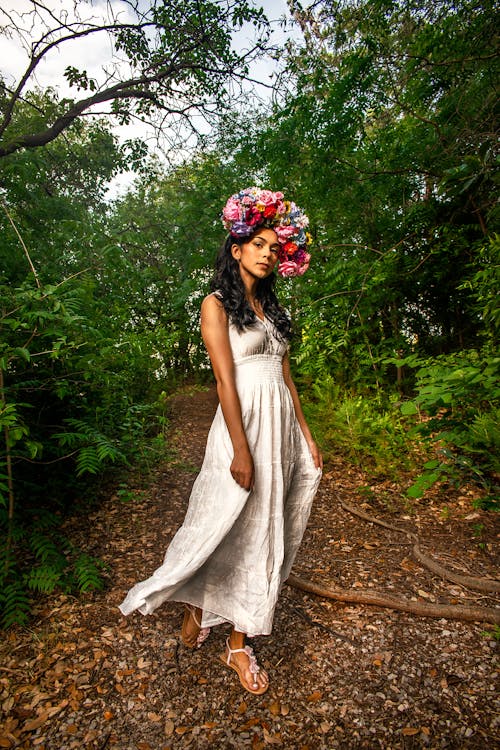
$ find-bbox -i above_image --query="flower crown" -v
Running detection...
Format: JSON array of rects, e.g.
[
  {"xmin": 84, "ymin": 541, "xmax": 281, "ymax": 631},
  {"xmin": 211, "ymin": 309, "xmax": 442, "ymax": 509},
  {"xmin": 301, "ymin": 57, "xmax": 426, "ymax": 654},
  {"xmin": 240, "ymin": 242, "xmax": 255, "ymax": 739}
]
[{"xmin": 222, "ymin": 187, "xmax": 312, "ymax": 278}]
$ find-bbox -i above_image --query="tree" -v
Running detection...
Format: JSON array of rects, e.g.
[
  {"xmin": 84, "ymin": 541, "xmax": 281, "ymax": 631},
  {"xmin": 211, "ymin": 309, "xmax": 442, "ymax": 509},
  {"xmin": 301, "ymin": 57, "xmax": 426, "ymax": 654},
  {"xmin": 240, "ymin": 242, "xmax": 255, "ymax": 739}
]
[
  {"xmin": 234, "ymin": 0, "xmax": 499, "ymax": 496},
  {"xmin": 0, "ymin": 0, "xmax": 269, "ymax": 158},
  {"xmin": 0, "ymin": 108, "xmax": 157, "ymax": 627},
  {"xmin": 243, "ymin": 0, "xmax": 499, "ymax": 380}
]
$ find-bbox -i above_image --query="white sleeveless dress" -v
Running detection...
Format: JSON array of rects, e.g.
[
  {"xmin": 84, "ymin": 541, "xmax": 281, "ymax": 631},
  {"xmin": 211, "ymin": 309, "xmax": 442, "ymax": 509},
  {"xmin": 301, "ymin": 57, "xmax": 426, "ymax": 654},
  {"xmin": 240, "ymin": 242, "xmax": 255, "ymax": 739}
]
[{"xmin": 118, "ymin": 313, "xmax": 322, "ymax": 635}]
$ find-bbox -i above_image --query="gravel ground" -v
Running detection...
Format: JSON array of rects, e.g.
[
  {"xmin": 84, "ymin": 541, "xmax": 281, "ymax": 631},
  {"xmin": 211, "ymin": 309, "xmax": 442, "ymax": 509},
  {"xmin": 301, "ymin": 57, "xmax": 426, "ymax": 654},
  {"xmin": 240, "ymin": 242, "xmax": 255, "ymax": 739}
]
[{"xmin": 0, "ymin": 385, "xmax": 498, "ymax": 750}]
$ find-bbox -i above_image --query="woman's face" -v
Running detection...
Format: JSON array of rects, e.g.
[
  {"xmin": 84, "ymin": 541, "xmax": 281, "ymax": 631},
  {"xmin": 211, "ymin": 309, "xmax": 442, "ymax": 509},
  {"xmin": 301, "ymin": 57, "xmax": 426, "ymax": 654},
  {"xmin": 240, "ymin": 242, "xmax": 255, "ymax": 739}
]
[{"xmin": 231, "ymin": 228, "xmax": 280, "ymax": 281}]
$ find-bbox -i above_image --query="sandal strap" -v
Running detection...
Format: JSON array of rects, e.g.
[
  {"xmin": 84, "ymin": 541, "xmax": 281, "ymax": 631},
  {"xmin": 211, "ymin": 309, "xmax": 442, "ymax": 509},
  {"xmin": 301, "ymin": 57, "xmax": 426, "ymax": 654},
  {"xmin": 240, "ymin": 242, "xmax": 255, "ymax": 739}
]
[
  {"xmin": 225, "ymin": 638, "xmax": 260, "ymax": 675},
  {"xmin": 196, "ymin": 627, "xmax": 210, "ymax": 647},
  {"xmin": 186, "ymin": 604, "xmax": 201, "ymax": 629}
]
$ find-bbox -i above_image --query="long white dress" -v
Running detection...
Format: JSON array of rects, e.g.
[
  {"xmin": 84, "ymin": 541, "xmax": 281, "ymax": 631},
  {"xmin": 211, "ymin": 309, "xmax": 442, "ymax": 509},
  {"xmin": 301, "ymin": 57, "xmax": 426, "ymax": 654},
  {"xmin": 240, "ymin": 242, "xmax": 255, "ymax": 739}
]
[{"xmin": 118, "ymin": 312, "xmax": 322, "ymax": 636}]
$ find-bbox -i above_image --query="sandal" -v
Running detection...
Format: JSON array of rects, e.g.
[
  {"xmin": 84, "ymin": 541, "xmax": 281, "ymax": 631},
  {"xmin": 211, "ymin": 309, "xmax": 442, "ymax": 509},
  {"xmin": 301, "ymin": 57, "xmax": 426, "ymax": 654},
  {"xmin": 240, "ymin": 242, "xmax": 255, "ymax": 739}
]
[
  {"xmin": 181, "ymin": 605, "xmax": 210, "ymax": 649},
  {"xmin": 219, "ymin": 637, "xmax": 269, "ymax": 695}
]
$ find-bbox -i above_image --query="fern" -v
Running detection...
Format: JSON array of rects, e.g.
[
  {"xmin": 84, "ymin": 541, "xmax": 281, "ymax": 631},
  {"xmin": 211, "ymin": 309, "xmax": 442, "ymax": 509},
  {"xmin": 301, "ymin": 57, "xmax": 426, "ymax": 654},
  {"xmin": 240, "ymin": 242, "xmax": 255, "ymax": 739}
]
[
  {"xmin": 54, "ymin": 418, "xmax": 126, "ymax": 475},
  {"xmin": 0, "ymin": 580, "xmax": 31, "ymax": 628},
  {"xmin": 0, "ymin": 514, "xmax": 107, "ymax": 626},
  {"xmin": 29, "ymin": 530, "xmax": 62, "ymax": 563},
  {"xmin": 72, "ymin": 553, "xmax": 105, "ymax": 592},
  {"xmin": 25, "ymin": 564, "xmax": 62, "ymax": 593}
]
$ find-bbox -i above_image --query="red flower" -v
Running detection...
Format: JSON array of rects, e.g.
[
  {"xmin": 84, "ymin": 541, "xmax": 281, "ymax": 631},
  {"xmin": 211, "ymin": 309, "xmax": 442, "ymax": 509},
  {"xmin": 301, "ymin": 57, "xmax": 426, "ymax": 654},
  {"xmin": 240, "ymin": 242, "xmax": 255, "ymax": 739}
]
[
  {"xmin": 283, "ymin": 241, "xmax": 298, "ymax": 256},
  {"xmin": 246, "ymin": 206, "xmax": 263, "ymax": 226}
]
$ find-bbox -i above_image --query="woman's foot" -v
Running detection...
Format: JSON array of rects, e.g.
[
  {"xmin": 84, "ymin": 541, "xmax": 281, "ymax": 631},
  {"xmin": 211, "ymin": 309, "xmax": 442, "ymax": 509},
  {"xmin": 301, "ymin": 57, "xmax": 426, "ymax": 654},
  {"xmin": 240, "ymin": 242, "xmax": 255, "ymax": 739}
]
[
  {"xmin": 220, "ymin": 636, "xmax": 269, "ymax": 695},
  {"xmin": 181, "ymin": 605, "xmax": 210, "ymax": 648}
]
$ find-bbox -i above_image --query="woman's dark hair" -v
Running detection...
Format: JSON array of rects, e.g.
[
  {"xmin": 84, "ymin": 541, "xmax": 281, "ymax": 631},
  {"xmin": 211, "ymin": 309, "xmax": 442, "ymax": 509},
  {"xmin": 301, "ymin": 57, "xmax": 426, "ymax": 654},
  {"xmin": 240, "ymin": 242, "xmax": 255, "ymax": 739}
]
[{"xmin": 210, "ymin": 233, "xmax": 292, "ymax": 340}]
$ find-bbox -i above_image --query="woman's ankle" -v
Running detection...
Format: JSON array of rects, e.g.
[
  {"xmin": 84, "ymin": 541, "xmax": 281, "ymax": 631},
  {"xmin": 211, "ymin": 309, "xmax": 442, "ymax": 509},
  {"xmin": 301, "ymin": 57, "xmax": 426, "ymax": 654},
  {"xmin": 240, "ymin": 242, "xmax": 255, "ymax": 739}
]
[{"xmin": 228, "ymin": 629, "xmax": 246, "ymax": 649}]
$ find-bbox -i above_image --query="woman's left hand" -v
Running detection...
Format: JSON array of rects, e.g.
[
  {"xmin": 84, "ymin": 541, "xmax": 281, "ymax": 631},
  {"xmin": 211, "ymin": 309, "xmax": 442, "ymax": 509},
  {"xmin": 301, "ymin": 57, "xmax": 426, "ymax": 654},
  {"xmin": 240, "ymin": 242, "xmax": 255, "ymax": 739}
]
[{"xmin": 308, "ymin": 440, "xmax": 323, "ymax": 470}]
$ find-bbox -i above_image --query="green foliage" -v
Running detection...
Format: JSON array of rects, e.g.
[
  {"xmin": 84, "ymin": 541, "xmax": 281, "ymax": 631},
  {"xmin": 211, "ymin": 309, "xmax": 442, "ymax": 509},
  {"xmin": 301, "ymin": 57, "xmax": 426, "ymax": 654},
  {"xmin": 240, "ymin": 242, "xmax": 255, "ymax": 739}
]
[
  {"xmin": 235, "ymin": 0, "xmax": 499, "ymax": 389},
  {"xmin": 481, "ymin": 625, "xmax": 500, "ymax": 642},
  {"xmin": 26, "ymin": 565, "xmax": 64, "ymax": 594},
  {"xmin": 461, "ymin": 234, "xmax": 500, "ymax": 342},
  {"xmin": 301, "ymin": 374, "xmax": 412, "ymax": 477},
  {"xmin": 398, "ymin": 351, "xmax": 500, "ymax": 504},
  {"xmin": 0, "ymin": 269, "xmax": 165, "ymax": 625},
  {"xmin": 0, "ymin": 110, "xmax": 170, "ymax": 627},
  {"xmin": 55, "ymin": 419, "xmax": 127, "ymax": 477},
  {"xmin": 0, "ymin": 514, "xmax": 105, "ymax": 627},
  {"xmin": 0, "ymin": 581, "xmax": 31, "ymax": 629},
  {"xmin": 73, "ymin": 554, "xmax": 105, "ymax": 593}
]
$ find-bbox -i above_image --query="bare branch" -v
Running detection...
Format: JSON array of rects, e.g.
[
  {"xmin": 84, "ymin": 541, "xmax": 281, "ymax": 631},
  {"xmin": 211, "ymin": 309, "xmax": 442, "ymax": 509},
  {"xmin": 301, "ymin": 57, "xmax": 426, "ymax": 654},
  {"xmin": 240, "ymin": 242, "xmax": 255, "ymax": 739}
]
[
  {"xmin": 0, "ymin": 0, "xmax": 271, "ymax": 157},
  {"xmin": 0, "ymin": 19, "xmax": 156, "ymax": 138},
  {"xmin": 0, "ymin": 197, "xmax": 41, "ymax": 287}
]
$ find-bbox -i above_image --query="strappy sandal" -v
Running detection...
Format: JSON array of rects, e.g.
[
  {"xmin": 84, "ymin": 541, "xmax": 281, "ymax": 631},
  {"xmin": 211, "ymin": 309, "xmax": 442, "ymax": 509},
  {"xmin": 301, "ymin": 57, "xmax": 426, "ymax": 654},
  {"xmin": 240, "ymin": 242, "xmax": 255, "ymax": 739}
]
[
  {"xmin": 219, "ymin": 637, "xmax": 269, "ymax": 695},
  {"xmin": 181, "ymin": 605, "xmax": 210, "ymax": 649}
]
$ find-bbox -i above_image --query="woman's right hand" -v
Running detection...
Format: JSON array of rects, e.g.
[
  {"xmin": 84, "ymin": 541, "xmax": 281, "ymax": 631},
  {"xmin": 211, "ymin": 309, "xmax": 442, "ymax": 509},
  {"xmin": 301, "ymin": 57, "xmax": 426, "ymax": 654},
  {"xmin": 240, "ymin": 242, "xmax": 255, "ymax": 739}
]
[{"xmin": 230, "ymin": 448, "xmax": 255, "ymax": 491}]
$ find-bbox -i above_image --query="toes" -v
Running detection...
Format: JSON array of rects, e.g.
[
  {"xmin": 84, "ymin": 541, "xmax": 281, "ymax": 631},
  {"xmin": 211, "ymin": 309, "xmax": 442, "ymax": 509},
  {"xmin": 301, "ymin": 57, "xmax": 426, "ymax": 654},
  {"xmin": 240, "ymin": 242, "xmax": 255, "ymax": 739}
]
[{"xmin": 248, "ymin": 668, "xmax": 268, "ymax": 691}]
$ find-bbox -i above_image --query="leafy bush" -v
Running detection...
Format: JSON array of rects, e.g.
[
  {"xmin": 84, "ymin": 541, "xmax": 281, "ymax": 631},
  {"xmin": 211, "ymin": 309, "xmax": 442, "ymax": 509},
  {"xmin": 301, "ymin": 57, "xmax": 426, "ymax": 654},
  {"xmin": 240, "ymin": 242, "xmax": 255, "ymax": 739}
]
[
  {"xmin": 399, "ymin": 351, "xmax": 500, "ymax": 506},
  {"xmin": 0, "ymin": 275, "xmax": 169, "ymax": 627},
  {"xmin": 0, "ymin": 509, "xmax": 106, "ymax": 628},
  {"xmin": 301, "ymin": 374, "xmax": 413, "ymax": 477}
]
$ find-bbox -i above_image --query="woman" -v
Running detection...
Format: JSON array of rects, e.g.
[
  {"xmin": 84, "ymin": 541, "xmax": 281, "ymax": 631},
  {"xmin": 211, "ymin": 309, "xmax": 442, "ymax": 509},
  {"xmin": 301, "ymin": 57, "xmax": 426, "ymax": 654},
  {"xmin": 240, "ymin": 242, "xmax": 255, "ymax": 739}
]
[{"xmin": 119, "ymin": 187, "xmax": 322, "ymax": 695}]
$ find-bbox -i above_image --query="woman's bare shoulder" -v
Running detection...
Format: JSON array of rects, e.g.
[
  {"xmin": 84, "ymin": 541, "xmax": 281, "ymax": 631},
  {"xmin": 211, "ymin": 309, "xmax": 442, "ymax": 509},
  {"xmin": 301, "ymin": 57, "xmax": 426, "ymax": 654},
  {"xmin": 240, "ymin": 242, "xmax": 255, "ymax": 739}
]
[{"xmin": 201, "ymin": 293, "xmax": 227, "ymax": 321}]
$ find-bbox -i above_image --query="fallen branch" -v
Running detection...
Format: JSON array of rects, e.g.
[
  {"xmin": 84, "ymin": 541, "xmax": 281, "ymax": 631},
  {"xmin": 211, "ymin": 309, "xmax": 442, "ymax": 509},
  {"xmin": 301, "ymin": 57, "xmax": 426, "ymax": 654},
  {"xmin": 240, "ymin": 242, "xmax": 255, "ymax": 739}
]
[
  {"xmin": 411, "ymin": 542, "xmax": 500, "ymax": 593},
  {"xmin": 287, "ymin": 574, "xmax": 500, "ymax": 624},
  {"xmin": 340, "ymin": 500, "xmax": 412, "ymax": 537},
  {"xmin": 340, "ymin": 500, "xmax": 500, "ymax": 594}
]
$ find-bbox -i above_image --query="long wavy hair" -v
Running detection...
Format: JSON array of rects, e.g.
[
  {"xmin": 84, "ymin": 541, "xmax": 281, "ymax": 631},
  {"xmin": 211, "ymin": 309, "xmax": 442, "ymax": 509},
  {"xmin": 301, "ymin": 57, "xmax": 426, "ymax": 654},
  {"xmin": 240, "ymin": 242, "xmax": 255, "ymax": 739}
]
[{"xmin": 209, "ymin": 233, "xmax": 292, "ymax": 340}]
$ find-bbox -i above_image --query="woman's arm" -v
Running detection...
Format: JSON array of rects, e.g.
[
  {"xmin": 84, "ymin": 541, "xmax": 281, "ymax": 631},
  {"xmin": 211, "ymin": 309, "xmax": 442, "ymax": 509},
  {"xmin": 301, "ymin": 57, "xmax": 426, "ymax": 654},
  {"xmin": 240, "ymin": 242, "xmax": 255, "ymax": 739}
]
[
  {"xmin": 282, "ymin": 352, "xmax": 323, "ymax": 470},
  {"xmin": 200, "ymin": 294, "xmax": 254, "ymax": 490}
]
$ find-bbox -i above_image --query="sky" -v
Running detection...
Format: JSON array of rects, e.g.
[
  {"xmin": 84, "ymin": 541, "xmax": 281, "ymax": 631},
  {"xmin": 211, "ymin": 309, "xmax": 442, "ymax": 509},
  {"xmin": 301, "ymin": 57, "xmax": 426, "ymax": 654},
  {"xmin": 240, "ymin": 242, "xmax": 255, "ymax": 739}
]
[{"xmin": 0, "ymin": 0, "xmax": 301, "ymax": 197}]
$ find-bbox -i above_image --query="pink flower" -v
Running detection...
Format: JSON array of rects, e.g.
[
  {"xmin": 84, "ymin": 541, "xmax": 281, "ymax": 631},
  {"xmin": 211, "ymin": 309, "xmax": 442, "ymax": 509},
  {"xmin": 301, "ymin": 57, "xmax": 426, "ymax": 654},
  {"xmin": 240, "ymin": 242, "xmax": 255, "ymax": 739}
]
[
  {"xmin": 278, "ymin": 260, "xmax": 301, "ymax": 277},
  {"xmin": 222, "ymin": 198, "xmax": 241, "ymax": 222},
  {"xmin": 275, "ymin": 200, "xmax": 286, "ymax": 216},
  {"xmin": 297, "ymin": 253, "xmax": 310, "ymax": 274},
  {"xmin": 277, "ymin": 253, "xmax": 311, "ymax": 278},
  {"xmin": 275, "ymin": 225, "xmax": 296, "ymax": 242},
  {"xmin": 257, "ymin": 189, "xmax": 277, "ymax": 206}
]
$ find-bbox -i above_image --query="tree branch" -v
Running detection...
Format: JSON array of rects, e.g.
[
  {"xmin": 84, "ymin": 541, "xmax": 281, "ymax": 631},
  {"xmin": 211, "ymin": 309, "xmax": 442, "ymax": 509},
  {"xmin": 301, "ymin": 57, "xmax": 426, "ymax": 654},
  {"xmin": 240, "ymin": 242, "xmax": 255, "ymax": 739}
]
[
  {"xmin": 287, "ymin": 574, "xmax": 500, "ymax": 624},
  {"xmin": 0, "ymin": 19, "xmax": 155, "ymax": 138},
  {"xmin": 340, "ymin": 500, "xmax": 500, "ymax": 594},
  {"xmin": 0, "ymin": 59, "xmax": 204, "ymax": 156},
  {"xmin": 0, "ymin": 1, "xmax": 270, "ymax": 155}
]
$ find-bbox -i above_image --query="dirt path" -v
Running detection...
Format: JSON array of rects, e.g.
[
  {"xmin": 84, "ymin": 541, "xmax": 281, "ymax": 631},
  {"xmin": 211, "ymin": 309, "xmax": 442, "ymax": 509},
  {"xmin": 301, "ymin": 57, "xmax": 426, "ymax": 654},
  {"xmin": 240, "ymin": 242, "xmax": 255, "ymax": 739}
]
[{"xmin": 0, "ymin": 385, "xmax": 498, "ymax": 750}]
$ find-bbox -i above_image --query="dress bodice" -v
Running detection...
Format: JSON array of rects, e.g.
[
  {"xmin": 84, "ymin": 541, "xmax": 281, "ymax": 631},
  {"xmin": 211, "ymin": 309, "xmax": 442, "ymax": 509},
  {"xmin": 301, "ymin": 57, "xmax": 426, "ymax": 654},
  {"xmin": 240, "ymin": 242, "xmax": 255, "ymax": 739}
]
[{"xmin": 228, "ymin": 317, "xmax": 288, "ymax": 363}]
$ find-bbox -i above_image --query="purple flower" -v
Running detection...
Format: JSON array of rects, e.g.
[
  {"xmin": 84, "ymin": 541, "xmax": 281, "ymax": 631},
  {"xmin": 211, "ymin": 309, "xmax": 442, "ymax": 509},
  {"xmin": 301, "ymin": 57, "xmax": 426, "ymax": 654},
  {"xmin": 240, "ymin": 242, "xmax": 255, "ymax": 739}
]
[{"xmin": 230, "ymin": 221, "xmax": 252, "ymax": 237}]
